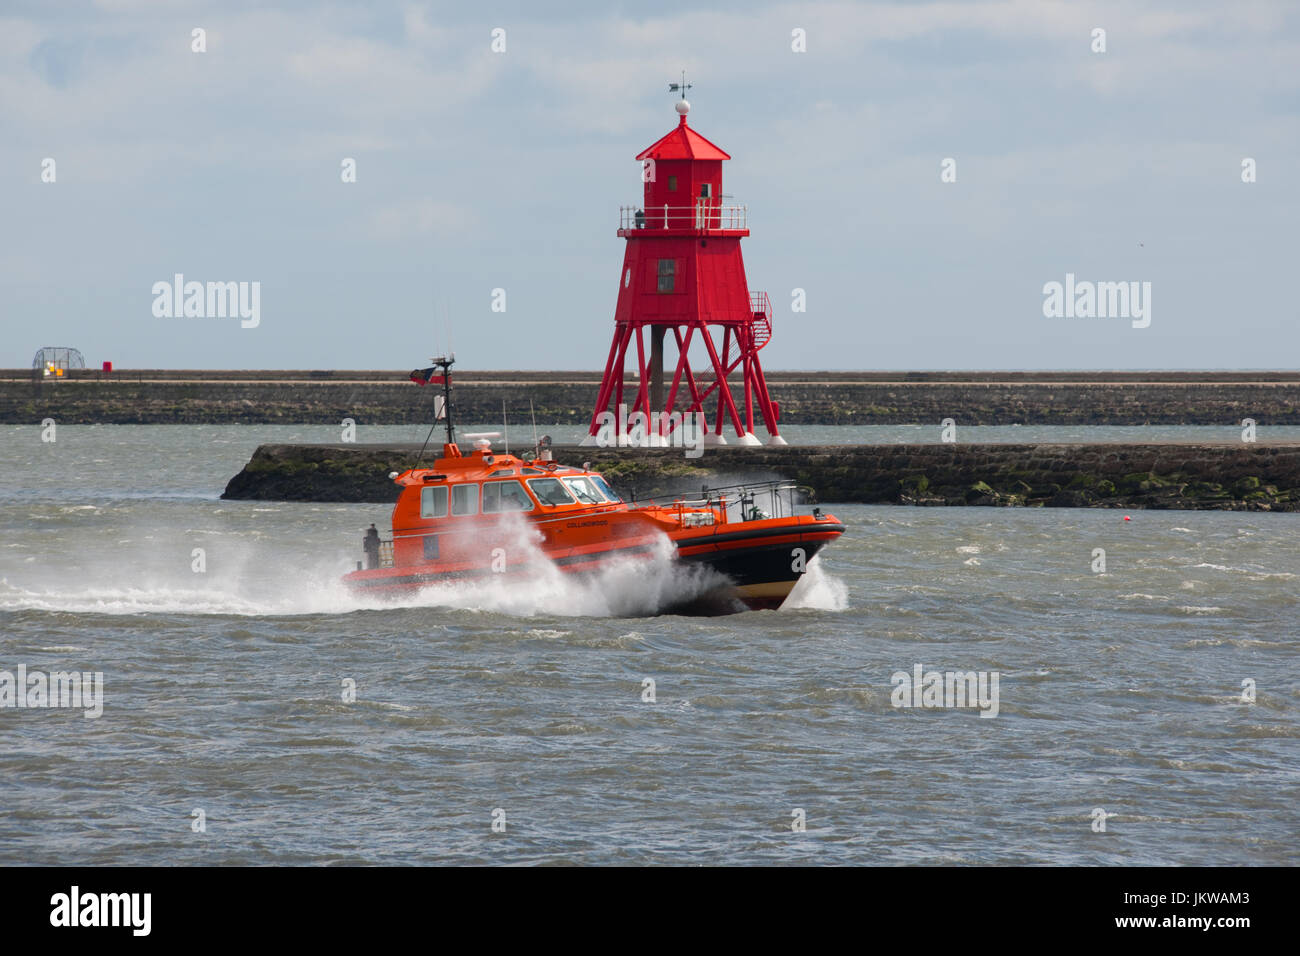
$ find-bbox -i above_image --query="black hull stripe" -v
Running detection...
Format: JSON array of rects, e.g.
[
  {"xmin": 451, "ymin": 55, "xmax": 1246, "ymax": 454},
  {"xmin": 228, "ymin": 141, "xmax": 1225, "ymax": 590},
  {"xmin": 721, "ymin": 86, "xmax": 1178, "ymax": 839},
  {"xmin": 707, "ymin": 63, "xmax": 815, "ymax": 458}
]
[
  {"xmin": 678, "ymin": 522, "xmax": 845, "ymax": 548},
  {"xmin": 678, "ymin": 538, "xmax": 833, "ymax": 587}
]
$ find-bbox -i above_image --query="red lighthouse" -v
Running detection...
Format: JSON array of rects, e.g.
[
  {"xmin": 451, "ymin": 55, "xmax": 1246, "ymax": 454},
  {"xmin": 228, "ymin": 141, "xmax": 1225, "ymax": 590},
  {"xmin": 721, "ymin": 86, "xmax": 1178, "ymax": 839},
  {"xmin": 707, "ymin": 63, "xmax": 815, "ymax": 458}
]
[{"xmin": 583, "ymin": 88, "xmax": 785, "ymax": 448}]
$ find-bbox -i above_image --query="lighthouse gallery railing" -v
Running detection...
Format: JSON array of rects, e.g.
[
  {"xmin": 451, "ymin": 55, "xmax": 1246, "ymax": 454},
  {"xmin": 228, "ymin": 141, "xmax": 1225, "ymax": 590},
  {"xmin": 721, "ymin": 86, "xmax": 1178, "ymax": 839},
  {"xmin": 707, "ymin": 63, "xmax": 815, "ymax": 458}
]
[{"xmin": 619, "ymin": 202, "xmax": 747, "ymax": 232}]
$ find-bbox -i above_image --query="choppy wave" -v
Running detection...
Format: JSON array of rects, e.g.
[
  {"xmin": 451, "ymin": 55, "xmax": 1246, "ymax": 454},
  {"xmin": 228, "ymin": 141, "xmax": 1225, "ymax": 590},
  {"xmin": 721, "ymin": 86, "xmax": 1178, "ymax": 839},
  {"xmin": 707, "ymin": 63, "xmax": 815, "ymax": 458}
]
[{"xmin": 3, "ymin": 426, "xmax": 1298, "ymax": 866}]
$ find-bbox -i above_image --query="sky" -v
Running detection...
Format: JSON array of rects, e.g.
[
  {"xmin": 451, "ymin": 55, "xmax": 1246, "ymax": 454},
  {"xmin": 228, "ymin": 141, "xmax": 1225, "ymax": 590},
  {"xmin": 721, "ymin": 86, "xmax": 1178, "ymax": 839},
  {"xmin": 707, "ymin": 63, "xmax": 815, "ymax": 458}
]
[{"xmin": 2, "ymin": 0, "xmax": 1297, "ymax": 370}]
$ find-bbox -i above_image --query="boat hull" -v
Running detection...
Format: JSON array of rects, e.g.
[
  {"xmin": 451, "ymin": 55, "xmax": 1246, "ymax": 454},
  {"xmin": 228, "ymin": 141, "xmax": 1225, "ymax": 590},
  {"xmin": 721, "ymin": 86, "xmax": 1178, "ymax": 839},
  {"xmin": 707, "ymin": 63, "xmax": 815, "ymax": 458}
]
[
  {"xmin": 343, "ymin": 519, "xmax": 845, "ymax": 614},
  {"xmin": 672, "ymin": 518, "xmax": 844, "ymax": 610}
]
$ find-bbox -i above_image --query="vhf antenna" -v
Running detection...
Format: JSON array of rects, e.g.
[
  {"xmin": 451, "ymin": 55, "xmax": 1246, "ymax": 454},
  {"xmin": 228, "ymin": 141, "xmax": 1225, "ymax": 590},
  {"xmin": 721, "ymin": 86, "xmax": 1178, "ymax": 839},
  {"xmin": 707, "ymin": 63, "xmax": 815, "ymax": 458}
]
[
  {"xmin": 437, "ymin": 353, "xmax": 455, "ymax": 446},
  {"xmin": 412, "ymin": 353, "xmax": 455, "ymax": 469}
]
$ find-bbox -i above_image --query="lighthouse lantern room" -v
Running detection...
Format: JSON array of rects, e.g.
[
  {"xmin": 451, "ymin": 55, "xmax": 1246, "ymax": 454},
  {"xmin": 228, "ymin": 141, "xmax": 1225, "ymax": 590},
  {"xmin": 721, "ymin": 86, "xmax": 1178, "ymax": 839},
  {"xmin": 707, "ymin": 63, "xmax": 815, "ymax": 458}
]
[{"xmin": 583, "ymin": 84, "xmax": 785, "ymax": 447}]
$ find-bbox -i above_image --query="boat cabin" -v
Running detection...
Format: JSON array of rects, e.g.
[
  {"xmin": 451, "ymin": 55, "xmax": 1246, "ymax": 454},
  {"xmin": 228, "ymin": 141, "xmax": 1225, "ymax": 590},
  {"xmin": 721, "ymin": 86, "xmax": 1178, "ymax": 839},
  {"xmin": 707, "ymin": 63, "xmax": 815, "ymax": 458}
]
[{"xmin": 381, "ymin": 442, "xmax": 626, "ymax": 569}]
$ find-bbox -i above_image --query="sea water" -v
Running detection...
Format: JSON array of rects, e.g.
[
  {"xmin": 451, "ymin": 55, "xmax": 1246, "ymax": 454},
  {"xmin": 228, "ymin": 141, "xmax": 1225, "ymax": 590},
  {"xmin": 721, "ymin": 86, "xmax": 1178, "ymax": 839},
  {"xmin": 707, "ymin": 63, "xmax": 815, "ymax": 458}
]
[{"xmin": 0, "ymin": 425, "xmax": 1295, "ymax": 864}]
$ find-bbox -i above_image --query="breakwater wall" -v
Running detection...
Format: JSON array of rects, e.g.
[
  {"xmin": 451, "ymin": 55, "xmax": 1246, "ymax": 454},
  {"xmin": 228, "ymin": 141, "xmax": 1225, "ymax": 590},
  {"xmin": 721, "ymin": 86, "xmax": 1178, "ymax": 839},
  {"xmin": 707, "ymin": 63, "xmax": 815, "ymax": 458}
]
[
  {"xmin": 221, "ymin": 442, "xmax": 1300, "ymax": 511},
  {"xmin": 4, "ymin": 371, "xmax": 1299, "ymax": 425}
]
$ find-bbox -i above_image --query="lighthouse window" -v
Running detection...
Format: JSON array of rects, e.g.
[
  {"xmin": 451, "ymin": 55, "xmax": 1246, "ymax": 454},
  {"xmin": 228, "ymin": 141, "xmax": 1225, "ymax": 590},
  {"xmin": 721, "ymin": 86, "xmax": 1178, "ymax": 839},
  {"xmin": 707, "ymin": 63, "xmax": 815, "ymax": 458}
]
[
  {"xmin": 420, "ymin": 485, "xmax": 448, "ymax": 518},
  {"xmin": 451, "ymin": 483, "xmax": 478, "ymax": 516},
  {"xmin": 668, "ymin": 175, "xmax": 677, "ymax": 192},
  {"xmin": 700, "ymin": 183, "xmax": 711, "ymax": 198},
  {"xmin": 657, "ymin": 258, "xmax": 675, "ymax": 293}
]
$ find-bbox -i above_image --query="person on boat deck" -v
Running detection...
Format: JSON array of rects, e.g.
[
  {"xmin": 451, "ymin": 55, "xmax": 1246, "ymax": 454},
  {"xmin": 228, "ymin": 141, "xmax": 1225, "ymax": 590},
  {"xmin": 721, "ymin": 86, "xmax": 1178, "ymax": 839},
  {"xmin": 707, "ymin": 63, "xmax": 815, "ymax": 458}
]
[{"xmin": 363, "ymin": 523, "xmax": 380, "ymax": 569}]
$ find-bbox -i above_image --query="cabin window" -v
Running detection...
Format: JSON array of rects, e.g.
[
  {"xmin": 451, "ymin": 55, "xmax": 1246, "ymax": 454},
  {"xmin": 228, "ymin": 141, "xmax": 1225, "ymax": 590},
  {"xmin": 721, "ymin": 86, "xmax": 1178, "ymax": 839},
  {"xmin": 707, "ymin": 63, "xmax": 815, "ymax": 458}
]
[
  {"xmin": 423, "ymin": 535, "xmax": 439, "ymax": 559},
  {"xmin": 483, "ymin": 479, "xmax": 533, "ymax": 513},
  {"xmin": 420, "ymin": 485, "xmax": 448, "ymax": 518},
  {"xmin": 488, "ymin": 468, "xmax": 515, "ymax": 477},
  {"xmin": 527, "ymin": 477, "xmax": 576, "ymax": 506},
  {"xmin": 657, "ymin": 258, "xmax": 675, "ymax": 293},
  {"xmin": 451, "ymin": 483, "xmax": 477, "ymax": 516},
  {"xmin": 590, "ymin": 475, "xmax": 621, "ymax": 502},
  {"xmin": 562, "ymin": 476, "xmax": 605, "ymax": 504},
  {"xmin": 668, "ymin": 175, "xmax": 677, "ymax": 192}
]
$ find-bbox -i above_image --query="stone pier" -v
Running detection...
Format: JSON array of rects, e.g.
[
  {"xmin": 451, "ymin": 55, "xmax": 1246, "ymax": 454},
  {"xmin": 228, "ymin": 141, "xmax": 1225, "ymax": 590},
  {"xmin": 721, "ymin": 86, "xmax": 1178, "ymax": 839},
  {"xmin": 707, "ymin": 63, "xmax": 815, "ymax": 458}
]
[{"xmin": 221, "ymin": 441, "xmax": 1300, "ymax": 511}]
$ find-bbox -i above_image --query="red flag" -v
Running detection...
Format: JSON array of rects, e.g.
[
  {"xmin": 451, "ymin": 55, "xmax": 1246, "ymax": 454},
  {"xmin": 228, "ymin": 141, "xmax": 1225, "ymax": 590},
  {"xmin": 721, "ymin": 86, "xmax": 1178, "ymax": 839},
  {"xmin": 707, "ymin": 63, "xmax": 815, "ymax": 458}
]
[{"xmin": 409, "ymin": 368, "xmax": 447, "ymax": 386}]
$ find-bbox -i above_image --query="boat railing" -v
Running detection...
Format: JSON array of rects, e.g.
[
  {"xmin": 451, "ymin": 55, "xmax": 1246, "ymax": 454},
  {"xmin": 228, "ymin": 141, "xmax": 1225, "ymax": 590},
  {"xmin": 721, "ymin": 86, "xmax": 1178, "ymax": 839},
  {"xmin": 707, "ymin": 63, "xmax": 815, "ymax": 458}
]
[{"xmin": 639, "ymin": 479, "xmax": 814, "ymax": 523}]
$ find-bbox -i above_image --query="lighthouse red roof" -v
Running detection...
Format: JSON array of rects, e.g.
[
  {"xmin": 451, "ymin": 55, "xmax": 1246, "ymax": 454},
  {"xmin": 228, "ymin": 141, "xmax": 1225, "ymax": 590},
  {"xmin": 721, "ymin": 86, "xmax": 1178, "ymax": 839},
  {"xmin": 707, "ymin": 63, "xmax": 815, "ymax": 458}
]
[{"xmin": 635, "ymin": 116, "xmax": 731, "ymax": 162}]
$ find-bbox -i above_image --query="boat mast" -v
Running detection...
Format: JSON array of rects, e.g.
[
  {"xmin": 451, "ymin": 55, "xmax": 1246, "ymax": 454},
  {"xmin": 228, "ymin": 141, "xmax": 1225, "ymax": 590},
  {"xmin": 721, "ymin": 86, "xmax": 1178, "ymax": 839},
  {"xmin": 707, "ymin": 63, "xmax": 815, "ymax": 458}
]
[
  {"xmin": 436, "ymin": 354, "xmax": 455, "ymax": 446},
  {"xmin": 411, "ymin": 354, "xmax": 456, "ymax": 470}
]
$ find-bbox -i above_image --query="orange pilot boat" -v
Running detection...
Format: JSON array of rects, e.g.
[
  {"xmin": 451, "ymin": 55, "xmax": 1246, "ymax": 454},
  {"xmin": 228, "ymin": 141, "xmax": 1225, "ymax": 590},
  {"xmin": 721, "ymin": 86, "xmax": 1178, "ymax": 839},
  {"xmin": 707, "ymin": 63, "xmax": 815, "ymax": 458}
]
[{"xmin": 342, "ymin": 359, "xmax": 844, "ymax": 613}]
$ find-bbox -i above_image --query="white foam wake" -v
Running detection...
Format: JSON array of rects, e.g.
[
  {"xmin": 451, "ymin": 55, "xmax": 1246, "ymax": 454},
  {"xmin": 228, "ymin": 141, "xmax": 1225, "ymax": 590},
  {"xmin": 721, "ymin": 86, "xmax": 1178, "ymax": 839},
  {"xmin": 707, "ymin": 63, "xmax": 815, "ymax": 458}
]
[
  {"xmin": 783, "ymin": 556, "xmax": 849, "ymax": 611},
  {"xmin": 0, "ymin": 510, "xmax": 849, "ymax": 618},
  {"xmin": 0, "ymin": 520, "xmax": 730, "ymax": 619}
]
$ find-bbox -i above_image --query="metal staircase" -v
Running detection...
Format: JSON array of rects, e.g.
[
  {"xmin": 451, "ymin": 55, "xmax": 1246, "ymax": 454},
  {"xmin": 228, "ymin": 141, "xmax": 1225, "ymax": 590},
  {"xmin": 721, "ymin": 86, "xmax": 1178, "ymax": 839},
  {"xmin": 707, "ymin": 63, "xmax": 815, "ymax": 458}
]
[{"xmin": 750, "ymin": 291, "xmax": 772, "ymax": 350}]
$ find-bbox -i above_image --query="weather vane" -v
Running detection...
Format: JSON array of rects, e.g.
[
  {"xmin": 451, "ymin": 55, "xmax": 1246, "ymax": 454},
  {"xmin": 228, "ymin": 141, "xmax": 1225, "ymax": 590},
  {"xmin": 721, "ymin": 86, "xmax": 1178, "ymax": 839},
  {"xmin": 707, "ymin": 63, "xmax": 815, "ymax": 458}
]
[{"xmin": 668, "ymin": 70, "xmax": 692, "ymax": 100}]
